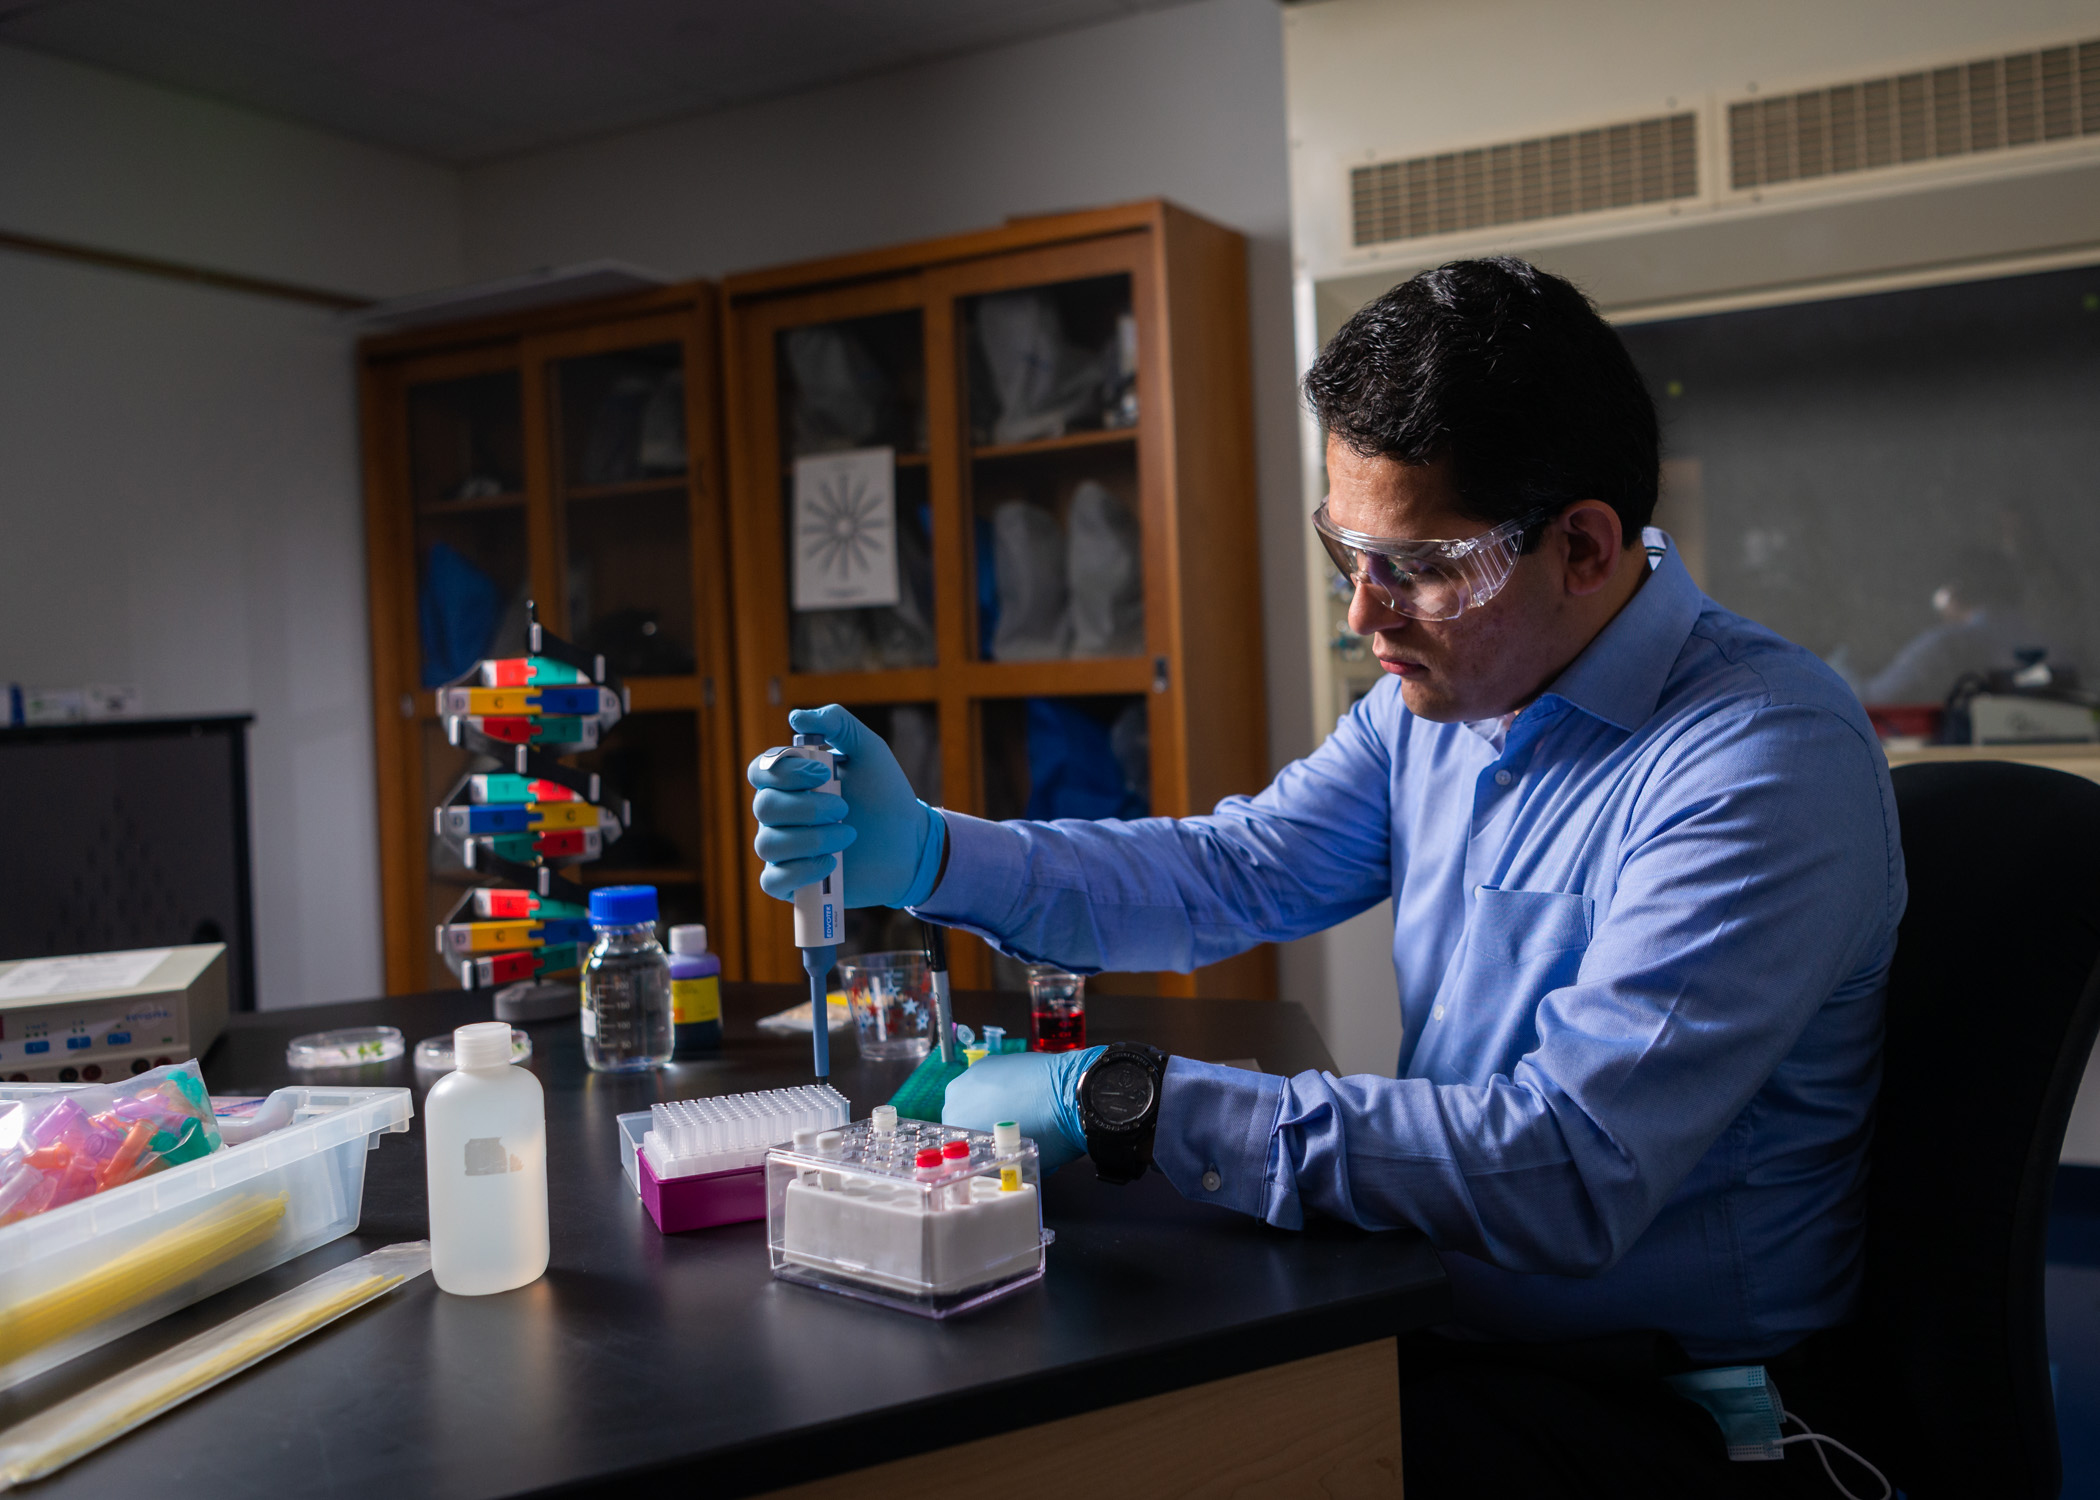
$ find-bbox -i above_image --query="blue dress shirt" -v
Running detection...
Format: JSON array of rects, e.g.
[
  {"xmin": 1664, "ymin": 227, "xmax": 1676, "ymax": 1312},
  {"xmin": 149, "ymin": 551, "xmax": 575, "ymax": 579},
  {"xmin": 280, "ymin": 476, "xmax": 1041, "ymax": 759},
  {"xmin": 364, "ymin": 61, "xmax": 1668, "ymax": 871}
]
[{"xmin": 915, "ymin": 539, "xmax": 1904, "ymax": 1361}]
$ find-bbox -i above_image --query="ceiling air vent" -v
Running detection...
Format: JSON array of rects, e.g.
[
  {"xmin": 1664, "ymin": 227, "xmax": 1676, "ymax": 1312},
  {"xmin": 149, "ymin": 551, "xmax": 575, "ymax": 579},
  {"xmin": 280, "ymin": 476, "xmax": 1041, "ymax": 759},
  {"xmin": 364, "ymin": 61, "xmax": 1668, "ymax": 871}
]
[
  {"xmin": 1350, "ymin": 112, "xmax": 1696, "ymax": 248},
  {"xmin": 1729, "ymin": 39, "xmax": 2100, "ymax": 190}
]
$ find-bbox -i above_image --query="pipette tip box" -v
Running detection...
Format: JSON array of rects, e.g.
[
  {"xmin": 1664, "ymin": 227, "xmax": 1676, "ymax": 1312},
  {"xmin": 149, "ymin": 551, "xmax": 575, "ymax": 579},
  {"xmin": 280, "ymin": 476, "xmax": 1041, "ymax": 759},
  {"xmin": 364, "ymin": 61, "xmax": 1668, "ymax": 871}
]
[
  {"xmin": 637, "ymin": 1153, "xmax": 767, "ymax": 1232},
  {"xmin": 616, "ymin": 1085, "xmax": 848, "ymax": 1234},
  {"xmin": 766, "ymin": 1116, "xmax": 1049, "ymax": 1319}
]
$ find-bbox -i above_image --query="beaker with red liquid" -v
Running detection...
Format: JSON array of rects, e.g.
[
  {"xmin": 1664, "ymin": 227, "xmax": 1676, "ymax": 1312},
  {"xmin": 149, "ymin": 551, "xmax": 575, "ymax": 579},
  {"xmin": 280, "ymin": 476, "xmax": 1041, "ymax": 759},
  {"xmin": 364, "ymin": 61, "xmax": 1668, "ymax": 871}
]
[{"xmin": 1026, "ymin": 965, "xmax": 1086, "ymax": 1052}]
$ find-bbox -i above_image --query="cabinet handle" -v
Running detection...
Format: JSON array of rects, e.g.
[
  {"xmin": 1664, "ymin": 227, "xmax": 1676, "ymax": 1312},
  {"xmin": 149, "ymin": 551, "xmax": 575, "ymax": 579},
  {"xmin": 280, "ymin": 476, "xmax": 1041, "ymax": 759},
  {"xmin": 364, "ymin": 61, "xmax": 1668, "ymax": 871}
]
[
  {"xmin": 1152, "ymin": 657, "xmax": 1170, "ymax": 694},
  {"xmin": 703, "ymin": 677, "xmax": 716, "ymax": 708},
  {"xmin": 767, "ymin": 677, "xmax": 782, "ymax": 706},
  {"xmin": 399, "ymin": 694, "xmax": 414, "ymax": 719}
]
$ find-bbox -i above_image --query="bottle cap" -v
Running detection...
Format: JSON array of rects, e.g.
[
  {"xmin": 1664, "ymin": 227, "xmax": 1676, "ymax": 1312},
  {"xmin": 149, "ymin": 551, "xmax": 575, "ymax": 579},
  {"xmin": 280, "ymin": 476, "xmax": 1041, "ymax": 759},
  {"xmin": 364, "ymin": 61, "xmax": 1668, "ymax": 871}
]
[
  {"xmin": 792, "ymin": 733, "xmax": 830, "ymax": 749},
  {"xmin": 982, "ymin": 1026, "xmax": 1006, "ymax": 1047},
  {"xmin": 993, "ymin": 1121, "xmax": 1022, "ymax": 1155},
  {"xmin": 793, "ymin": 1128, "xmax": 820, "ymax": 1150},
  {"xmin": 453, "ymin": 1021, "xmax": 515, "ymax": 1071},
  {"xmin": 816, "ymin": 1130, "xmax": 843, "ymax": 1154},
  {"xmin": 941, "ymin": 1139, "xmax": 970, "ymax": 1160},
  {"xmin": 871, "ymin": 1105, "xmax": 898, "ymax": 1133},
  {"xmin": 668, "ymin": 924, "xmax": 710, "ymax": 956},
  {"xmin": 914, "ymin": 1146, "xmax": 943, "ymax": 1170},
  {"xmin": 588, "ymin": 885, "xmax": 659, "ymax": 927}
]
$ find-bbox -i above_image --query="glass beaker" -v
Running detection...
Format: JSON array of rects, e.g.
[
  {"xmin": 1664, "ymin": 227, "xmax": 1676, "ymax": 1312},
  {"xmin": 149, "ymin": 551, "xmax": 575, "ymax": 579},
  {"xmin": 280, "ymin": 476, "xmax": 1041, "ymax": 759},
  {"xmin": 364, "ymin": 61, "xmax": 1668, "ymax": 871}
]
[
  {"xmin": 838, "ymin": 951, "xmax": 933, "ymax": 1061},
  {"xmin": 1026, "ymin": 965, "xmax": 1086, "ymax": 1052}
]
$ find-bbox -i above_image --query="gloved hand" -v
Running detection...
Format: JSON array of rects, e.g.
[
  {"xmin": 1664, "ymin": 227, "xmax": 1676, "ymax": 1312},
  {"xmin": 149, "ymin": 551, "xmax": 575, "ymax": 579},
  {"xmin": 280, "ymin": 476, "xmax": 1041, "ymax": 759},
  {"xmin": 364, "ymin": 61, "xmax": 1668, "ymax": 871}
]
[
  {"xmin": 748, "ymin": 704, "xmax": 945, "ymax": 909},
  {"xmin": 942, "ymin": 1046, "xmax": 1104, "ymax": 1174}
]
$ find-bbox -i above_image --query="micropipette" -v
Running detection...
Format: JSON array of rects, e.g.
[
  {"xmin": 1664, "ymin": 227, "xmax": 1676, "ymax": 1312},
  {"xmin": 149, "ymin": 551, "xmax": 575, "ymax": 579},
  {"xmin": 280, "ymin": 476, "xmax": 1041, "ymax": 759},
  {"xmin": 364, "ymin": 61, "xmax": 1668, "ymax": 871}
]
[
  {"xmin": 755, "ymin": 733, "xmax": 843, "ymax": 1079},
  {"xmin": 920, "ymin": 918, "xmax": 958, "ymax": 1067}
]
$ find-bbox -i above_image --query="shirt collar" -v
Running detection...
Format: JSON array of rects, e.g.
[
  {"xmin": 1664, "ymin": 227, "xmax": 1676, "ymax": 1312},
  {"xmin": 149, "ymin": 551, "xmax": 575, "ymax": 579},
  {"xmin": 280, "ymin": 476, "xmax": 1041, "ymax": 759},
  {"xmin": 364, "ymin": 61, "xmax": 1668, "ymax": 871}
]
[{"xmin": 1536, "ymin": 529, "xmax": 1705, "ymax": 733}]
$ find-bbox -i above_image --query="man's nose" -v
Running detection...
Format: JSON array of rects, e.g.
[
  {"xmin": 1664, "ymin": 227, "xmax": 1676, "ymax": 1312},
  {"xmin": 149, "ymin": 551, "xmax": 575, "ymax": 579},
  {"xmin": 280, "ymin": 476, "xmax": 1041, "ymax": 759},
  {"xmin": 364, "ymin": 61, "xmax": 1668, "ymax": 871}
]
[{"xmin": 1348, "ymin": 578, "xmax": 1405, "ymax": 637}]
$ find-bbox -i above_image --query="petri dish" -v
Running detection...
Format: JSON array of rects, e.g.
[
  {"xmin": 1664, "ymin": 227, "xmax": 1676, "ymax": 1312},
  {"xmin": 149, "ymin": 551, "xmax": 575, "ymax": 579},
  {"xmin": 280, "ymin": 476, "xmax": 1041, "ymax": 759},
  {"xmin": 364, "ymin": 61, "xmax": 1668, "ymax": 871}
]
[
  {"xmin": 413, "ymin": 1028, "xmax": 531, "ymax": 1074},
  {"xmin": 285, "ymin": 1026, "xmax": 405, "ymax": 1069}
]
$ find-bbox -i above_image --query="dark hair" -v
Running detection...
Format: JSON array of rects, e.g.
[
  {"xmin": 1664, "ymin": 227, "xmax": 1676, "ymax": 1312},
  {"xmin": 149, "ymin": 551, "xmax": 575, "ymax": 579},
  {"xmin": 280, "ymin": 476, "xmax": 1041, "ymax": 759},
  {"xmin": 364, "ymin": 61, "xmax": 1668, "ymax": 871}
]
[{"xmin": 1303, "ymin": 257, "xmax": 1657, "ymax": 545}]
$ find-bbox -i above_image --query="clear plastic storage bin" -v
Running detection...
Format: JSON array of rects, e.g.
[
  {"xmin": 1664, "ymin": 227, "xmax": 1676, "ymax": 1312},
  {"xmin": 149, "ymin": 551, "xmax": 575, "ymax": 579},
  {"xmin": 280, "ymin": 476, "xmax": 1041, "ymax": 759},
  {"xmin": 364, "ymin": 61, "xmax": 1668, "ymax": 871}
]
[
  {"xmin": 766, "ymin": 1118, "xmax": 1049, "ymax": 1318},
  {"xmin": 0, "ymin": 1085, "xmax": 411, "ymax": 1391}
]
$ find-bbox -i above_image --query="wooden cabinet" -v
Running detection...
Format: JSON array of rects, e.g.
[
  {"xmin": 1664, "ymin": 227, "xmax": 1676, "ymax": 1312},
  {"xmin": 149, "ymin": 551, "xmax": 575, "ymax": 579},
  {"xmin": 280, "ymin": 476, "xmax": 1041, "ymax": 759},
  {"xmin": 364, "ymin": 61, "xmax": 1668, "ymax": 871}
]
[
  {"xmin": 358, "ymin": 285, "xmax": 745, "ymax": 993},
  {"xmin": 721, "ymin": 201, "xmax": 1273, "ymax": 998},
  {"xmin": 355, "ymin": 202, "xmax": 1270, "ymax": 999}
]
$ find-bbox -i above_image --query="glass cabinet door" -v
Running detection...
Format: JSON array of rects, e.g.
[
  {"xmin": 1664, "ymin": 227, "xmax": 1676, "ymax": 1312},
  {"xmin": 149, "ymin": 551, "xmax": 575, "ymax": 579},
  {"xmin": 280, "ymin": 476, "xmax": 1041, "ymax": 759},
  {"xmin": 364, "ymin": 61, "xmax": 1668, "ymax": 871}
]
[
  {"xmin": 407, "ymin": 371, "xmax": 529, "ymax": 688},
  {"xmin": 402, "ymin": 366, "xmax": 529, "ymax": 988},
  {"xmin": 541, "ymin": 328, "xmax": 713, "ymax": 935},
  {"xmin": 775, "ymin": 309, "xmax": 935, "ymax": 674},
  {"xmin": 552, "ymin": 342, "xmax": 697, "ymax": 677},
  {"xmin": 961, "ymin": 274, "xmax": 1143, "ymax": 665}
]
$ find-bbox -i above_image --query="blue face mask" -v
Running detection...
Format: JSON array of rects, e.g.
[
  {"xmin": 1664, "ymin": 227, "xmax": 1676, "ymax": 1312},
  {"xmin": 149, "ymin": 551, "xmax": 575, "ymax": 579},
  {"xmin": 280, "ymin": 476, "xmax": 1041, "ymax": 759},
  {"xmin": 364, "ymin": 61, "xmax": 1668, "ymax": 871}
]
[
  {"xmin": 1667, "ymin": 1366, "xmax": 1894, "ymax": 1499},
  {"xmin": 1665, "ymin": 1365, "xmax": 1787, "ymax": 1461}
]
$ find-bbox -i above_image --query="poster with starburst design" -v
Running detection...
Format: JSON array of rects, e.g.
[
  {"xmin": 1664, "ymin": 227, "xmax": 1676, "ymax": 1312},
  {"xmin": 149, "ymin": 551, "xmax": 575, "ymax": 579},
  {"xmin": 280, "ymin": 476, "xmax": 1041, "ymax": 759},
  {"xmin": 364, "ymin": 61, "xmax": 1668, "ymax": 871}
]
[{"xmin": 791, "ymin": 447, "xmax": 899, "ymax": 611}]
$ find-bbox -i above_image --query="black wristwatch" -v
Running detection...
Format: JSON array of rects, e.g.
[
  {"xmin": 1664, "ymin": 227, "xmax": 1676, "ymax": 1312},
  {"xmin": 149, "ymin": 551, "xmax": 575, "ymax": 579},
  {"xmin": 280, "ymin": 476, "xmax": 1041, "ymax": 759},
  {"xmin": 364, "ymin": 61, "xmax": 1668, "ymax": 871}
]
[{"xmin": 1077, "ymin": 1043, "xmax": 1167, "ymax": 1185}]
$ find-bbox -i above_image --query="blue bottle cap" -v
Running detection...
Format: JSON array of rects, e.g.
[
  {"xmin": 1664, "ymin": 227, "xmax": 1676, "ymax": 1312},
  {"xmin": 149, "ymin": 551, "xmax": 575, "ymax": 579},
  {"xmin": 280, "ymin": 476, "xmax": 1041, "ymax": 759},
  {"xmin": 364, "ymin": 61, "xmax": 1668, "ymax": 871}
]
[{"xmin": 588, "ymin": 885, "xmax": 659, "ymax": 926}]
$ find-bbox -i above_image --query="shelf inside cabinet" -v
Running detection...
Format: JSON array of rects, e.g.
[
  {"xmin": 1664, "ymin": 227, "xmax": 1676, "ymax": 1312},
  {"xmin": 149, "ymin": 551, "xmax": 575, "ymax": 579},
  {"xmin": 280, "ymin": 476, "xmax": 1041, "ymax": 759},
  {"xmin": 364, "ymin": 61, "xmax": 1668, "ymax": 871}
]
[
  {"xmin": 775, "ymin": 658, "xmax": 1153, "ymax": 706},
  {"xmin": 581, "ymin": 865, "xmax": 702, "ymax": 886},
  {"xmin": 971, "ymin": 428, "xmax": 1134, "ymax": 462},
  {"xmin": 564, "ymin": 476, "xmax": 688, "ymax": 503},
  {"xmin": 417, "ymin": 491, "xmax": 527, "ymax": 516}
]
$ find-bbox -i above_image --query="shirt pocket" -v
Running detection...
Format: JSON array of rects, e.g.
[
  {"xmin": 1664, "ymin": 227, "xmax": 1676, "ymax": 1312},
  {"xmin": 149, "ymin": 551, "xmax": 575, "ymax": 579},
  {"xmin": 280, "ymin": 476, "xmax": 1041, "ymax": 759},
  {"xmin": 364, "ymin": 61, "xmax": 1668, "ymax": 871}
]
[
  {"xmin": 1419, "ymin": 887, "xmax": 1599, "ymax": 1078},
  {"xmin": 1469, "ymin": 886, "xmax": 1595, "ymax": 974}
]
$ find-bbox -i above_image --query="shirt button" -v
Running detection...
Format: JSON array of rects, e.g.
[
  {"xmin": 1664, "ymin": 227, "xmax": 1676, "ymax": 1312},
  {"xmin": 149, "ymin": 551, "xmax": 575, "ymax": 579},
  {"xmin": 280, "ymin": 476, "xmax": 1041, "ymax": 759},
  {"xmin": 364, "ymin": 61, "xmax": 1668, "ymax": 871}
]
[
  {"xmin": 1201, "ymin": 1167, "xmax": 1222, "ymax": 1192},
  {"xmin": 1494, "ymin": 769, "xmax": 1512, "ymax": 786}
]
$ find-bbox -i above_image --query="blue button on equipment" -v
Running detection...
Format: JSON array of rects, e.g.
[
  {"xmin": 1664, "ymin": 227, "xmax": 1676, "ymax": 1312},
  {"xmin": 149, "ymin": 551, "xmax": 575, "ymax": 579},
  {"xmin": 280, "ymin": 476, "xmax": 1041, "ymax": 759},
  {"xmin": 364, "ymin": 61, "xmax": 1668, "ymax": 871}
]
[
  {"xmin": 66, "ymin": 1036, "xmax": 91, "ymax": 1050},
  {"xmin": 24, "ymin": 1040, "xmax": 49, "ymax": 1054},
  {"xmin": 107, "ymin": 1031, "xmax": 131, "ymax": 1046}
]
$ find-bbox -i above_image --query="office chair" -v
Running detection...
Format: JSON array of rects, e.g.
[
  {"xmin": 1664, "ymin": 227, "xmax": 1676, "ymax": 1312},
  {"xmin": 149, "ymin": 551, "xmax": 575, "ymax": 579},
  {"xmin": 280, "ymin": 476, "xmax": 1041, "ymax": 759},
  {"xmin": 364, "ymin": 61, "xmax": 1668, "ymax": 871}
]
[{"xmin": 1836, "ymin": 760, "xmax": 2100, "ymax": 1498}]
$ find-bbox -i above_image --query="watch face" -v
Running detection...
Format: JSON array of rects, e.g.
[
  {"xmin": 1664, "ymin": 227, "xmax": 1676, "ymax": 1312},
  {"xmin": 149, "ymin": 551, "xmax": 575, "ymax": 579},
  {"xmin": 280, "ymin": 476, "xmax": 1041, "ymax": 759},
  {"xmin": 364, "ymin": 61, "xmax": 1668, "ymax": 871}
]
[{"xmin": 1090, "ymin": 1056, "xmax": 1156, "ymax": 1127}]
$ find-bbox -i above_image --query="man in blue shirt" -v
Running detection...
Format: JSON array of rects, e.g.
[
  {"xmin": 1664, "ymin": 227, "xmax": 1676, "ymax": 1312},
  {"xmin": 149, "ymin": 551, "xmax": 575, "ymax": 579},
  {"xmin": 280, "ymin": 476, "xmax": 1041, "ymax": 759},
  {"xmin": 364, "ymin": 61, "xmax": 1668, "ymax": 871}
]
[{"xmin": 750, "ymin": 259, "xmax": 1903, "ymax": 1496}]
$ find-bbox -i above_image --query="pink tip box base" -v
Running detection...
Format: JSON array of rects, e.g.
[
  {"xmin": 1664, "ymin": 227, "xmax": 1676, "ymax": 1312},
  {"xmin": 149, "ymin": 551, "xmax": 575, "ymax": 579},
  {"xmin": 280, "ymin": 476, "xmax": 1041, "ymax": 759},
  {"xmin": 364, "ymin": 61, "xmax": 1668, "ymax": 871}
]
[{"xmin": 636, "ymin": 1150, "xmax": 767, "ymax": 1232}]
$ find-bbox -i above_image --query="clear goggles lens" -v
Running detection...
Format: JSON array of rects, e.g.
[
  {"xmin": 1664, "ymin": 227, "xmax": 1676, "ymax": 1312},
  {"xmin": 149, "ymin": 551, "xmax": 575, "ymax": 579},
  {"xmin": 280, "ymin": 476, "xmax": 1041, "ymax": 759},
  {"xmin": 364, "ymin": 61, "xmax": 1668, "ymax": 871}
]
[{"xmin": 1313, "ymin": 504, "xmax": 1548, "ymax": 621}]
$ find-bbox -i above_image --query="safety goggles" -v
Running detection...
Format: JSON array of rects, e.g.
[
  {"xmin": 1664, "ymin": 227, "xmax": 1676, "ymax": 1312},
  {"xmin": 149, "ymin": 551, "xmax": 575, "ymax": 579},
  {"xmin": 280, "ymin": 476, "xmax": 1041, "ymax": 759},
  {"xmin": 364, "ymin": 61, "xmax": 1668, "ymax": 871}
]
[{"xmin": 1313, "ymin": 503, "xmax": 1554, "ymax": 621}]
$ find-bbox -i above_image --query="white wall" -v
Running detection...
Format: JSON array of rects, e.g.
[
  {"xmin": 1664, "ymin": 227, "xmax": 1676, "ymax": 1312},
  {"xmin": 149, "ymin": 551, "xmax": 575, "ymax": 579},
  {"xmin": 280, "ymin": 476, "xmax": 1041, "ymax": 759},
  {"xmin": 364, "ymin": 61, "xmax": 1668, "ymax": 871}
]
[
  {"xmin": 0, "ymin": 44, "xmax": 460, "ymax": 299},
  {"xmin": 0, "ymin": 44, "xmax": 464, "ymax": 1008},
  {"xmin": 463, "ymin": 0, "xmax": 1335, "ymax": 1038}
]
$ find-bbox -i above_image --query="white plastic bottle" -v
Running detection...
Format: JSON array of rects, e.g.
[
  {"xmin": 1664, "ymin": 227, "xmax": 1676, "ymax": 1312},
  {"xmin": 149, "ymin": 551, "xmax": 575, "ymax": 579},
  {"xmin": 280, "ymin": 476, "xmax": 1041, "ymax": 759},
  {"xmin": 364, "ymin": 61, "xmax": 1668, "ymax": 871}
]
[{"xmin": 425, "ymin": 1021, "xmax": 549, "ymax": 1295}]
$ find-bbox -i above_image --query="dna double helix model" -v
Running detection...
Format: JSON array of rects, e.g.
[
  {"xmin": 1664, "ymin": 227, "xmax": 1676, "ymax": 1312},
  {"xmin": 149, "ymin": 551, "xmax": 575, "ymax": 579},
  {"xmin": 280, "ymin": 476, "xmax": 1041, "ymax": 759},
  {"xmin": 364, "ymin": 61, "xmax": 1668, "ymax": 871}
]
[{"xmin": 431, "ymin": 604, "xmax": 631, "ymax": 994}]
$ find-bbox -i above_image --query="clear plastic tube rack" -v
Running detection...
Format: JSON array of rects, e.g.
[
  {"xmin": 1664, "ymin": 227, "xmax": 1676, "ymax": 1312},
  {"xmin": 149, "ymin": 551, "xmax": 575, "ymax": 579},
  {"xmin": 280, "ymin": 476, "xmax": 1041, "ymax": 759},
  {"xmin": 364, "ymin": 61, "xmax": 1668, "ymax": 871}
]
[{"xmin": 766, "ymin": 1116, "xmax": 1049, "ymax": 1318}]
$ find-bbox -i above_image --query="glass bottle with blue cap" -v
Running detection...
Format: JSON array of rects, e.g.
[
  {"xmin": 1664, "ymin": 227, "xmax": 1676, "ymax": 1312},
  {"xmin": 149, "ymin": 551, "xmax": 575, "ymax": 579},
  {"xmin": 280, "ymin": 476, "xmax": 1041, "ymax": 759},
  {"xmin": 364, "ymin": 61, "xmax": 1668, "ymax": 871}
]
[{"xmin": 581, "ymin": 885, "xmax": 672, "ymax": 1072}]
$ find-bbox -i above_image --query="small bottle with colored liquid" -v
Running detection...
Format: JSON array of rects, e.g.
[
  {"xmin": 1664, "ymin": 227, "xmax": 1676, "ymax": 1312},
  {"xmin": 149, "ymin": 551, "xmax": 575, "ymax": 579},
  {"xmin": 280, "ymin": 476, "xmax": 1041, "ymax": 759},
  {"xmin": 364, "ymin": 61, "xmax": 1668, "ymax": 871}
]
[
  {"xmin": 1026, "ymin": 965, "xmax": 1087, "ymax": 1053},
  {"xmin": 667, "ymin": 924, "xmax": 723, "ymax": 1059}
]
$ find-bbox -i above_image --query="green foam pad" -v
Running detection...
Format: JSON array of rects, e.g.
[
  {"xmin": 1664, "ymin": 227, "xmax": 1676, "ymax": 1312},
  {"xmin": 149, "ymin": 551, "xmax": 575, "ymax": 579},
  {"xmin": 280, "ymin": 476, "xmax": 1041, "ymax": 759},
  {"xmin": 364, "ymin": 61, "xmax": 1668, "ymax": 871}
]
[{"xmin": 887, "ymin": 1050, "xmax": 971, "ymax": 1124}]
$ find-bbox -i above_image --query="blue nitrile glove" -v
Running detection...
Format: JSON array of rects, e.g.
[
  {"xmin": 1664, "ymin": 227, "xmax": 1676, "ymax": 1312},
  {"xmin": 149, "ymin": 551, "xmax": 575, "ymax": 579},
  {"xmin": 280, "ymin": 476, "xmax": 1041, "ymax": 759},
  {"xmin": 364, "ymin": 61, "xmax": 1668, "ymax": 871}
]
[
  {"xmin": 747, "ymin": 704, "xmax": 946, "ymax": 908},
  {"xmin": 942, "ymin": 1046, "xmax": 1104, "ymax": 1174}
]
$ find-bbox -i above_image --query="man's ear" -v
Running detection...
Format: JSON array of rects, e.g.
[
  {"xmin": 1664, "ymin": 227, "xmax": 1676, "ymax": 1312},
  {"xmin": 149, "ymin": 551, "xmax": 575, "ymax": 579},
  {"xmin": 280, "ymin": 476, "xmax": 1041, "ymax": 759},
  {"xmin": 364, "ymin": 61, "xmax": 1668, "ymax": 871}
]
[{"xmin": 1559, "ymin": 501, "xmax": 1625, "ymax": 597}]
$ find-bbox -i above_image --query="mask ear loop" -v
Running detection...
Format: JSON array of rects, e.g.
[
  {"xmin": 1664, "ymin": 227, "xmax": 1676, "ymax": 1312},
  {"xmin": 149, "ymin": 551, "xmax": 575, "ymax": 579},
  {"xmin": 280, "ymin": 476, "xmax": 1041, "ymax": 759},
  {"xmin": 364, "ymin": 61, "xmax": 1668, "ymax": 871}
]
[{"xmin": 1775, "ymin": 1410, "xmax": 1891, "ymax": 1500}]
